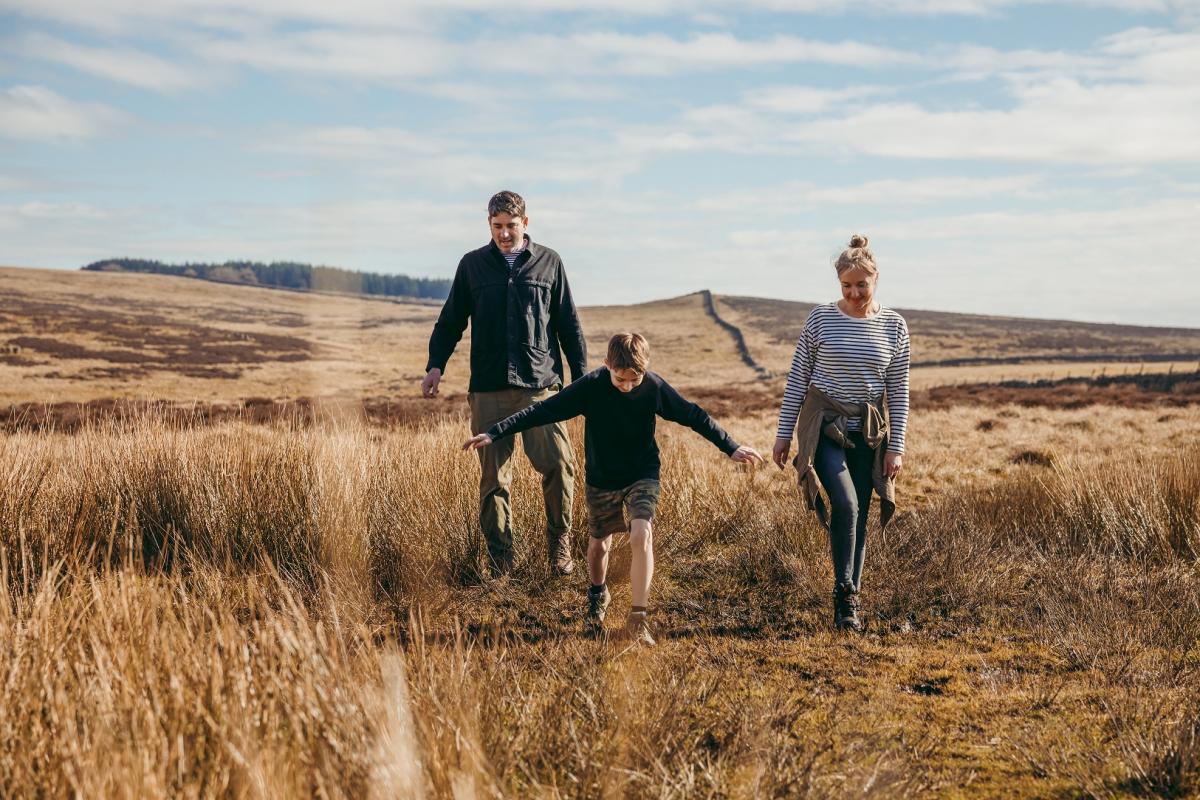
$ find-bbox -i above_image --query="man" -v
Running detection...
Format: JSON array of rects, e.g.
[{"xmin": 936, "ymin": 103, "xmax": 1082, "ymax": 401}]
[{"xmin": 422, "ymin": 190, "xmax": 587, "ymax": 577}]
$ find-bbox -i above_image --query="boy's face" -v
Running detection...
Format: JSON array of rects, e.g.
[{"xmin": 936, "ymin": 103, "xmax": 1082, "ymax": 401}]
[
  {"xmin": 606, "ymin": 363, "xmax": 644, "ymax": 393},
  {"xmin": 489, "ymin": 212, "xmax": 528, "ymax": 254}
]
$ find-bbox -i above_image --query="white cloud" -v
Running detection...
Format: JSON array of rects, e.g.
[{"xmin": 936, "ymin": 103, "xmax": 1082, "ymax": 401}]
[
  {"xmin": 11, "ymin": 32, "xmax": 204, "ymax": 91},
  {"xmin": 0, "ymin": 85, "xmax": 127, "ymax": 139},
  {"xmin": 787, "ymin": 76, "xmax": 1200, "ymax": 164},
  {"xmin": 183, "ymin": 29, "xmax": 915, "ymax": 85},
  {"xmin": 697, "ymin": 175, "xmax": 1045, "ymax": 212},
  {"xmin": 743, "ymin": 85, "xmax": 890, "ymax": 114},
  {"xmin": 192, "ymin": 29, "xmax": 453, "ymax": 80},
  {"xmin": 937, "ymin": 43, "xmax": 1110, "ymax": 81},
  {"xmin": 603, "ymin": 24, "xmax": 1200, "ymax": 167},
  {"xmin": 521, "ymin": 32, "xmax": 917, "ymax": 75},
  {"xmin": 260, "ymin": 126, "xmax": 647, "ymax": 188},
  {"xmin": 0, "ymin": 0, "xmax": 438, "ymax": 36},
  {"xmin": 11, "ymin": 201, "xmax": 111, "ymax": 219}
]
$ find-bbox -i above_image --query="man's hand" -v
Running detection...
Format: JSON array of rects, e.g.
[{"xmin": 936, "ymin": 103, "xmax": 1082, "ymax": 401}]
[
  {"xmin": 421, "ymin": 368, "xmax": 442, "ymax": 398},
  {"xmin": 731, "ymin": 445, "xmax": 764, "ymax": 466},
  {"xmin": 772, "ymin": 437, "xmax": 791, "ymax": 470},
  {"xmin": 884, "ymin": 452, "xmax": 903, "ymax": 479},
  {"xmin": 463, "ymin": 433, "xmax": 493, "ymax": 451}
]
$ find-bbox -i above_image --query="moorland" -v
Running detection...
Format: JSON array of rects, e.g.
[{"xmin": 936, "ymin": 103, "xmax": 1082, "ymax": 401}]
[{"xmin": 1, "ymin": 264, "xmax": 1199, "ymax": 798}]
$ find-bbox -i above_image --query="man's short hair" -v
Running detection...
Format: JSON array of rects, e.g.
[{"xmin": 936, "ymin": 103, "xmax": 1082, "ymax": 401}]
[
  {"xmin": 607, "ymin": 332, "xmax": 650, "ymax": 374},
  {"xmin": 488, "ymin": 190, "xmax": 526, "ymax": 219}
]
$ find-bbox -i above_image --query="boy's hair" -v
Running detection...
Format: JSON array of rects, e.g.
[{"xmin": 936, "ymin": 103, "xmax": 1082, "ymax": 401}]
[
  {"xmin": 488, "ymin": 190, "xmax": 526, "ymax": 218},
  {"xmin": 606, "ymin": 332, "xmax": 650, "ymax": 374}
]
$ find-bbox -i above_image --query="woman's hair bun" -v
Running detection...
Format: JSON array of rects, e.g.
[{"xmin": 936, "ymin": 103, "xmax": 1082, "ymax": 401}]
[{"xmin": 848, "ymin": 233, "xmax": 869, "ymax": 249}]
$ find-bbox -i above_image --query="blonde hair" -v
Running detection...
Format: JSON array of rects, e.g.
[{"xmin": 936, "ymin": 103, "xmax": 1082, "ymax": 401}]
[
  {"xmin": 835, "ymin": 233, "xmax": 878, "ymax": 278},
  {"xmin": 606, "ymin": 332, "xmax": 650, "ymax": 374}
]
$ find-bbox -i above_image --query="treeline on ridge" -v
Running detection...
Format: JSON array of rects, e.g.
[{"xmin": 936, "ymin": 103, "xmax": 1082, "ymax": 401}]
[{"xmin": 81, "ymin": 258, "xmax": 450, "ymax": 300}]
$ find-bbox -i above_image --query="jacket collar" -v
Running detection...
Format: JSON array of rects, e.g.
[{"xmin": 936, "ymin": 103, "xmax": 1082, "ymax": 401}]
[{"xmin": 487, "ymin": 235, "xmax": 537, "ymax": 270}]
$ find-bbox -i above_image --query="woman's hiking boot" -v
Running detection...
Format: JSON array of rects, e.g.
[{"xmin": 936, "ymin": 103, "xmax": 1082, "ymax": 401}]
[
  {"xmin": 624, "ymin": 611, "xmax": 657, "ymax": 646},
  {"xmin": 586, "ymin": 584, "xmax": 611, "ymax": 626},
  {"xmin": 549, "ymin": 530, "xmax": 575, "ymax": 576},
  {"xmin": 833, "ymin": 582, "xmax": 864, "ymax": 632}
]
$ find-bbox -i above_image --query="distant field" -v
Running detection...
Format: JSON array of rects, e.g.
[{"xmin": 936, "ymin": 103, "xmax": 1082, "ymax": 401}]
[
  {"xmin": 2, "ymin": 266, "xmax": 1198, "ymax": 407},
  {"xmin": 718, "ymin": 294, "xmax": 1200, "ymax": 368}
]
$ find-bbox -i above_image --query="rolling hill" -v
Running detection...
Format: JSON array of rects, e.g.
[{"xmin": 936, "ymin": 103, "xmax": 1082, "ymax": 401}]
[{"xmin": 1, "ymin": 265, "xmax": 1197, "ymax": 407}]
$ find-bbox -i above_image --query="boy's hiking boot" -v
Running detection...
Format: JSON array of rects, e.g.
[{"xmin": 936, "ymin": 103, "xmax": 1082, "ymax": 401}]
[
  {"xmin": 833, "ymin": 582, "xmax": 864, "ymax": 632},
  {"xmin": 549, "ymin": 531, "xmax": 575, "ymax": 576},
  {"xmin": 586, "ymin": 584, "xmax": 611, "ymax": 626},
  {"xmin": 624, "ymin": 611, "xmax": 656, "ymax": 646}
]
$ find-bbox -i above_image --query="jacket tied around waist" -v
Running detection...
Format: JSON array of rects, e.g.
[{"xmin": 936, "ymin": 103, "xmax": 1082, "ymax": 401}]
[{"xmin": 790, "ymin": 384, "xmax": 896, "ymax": 531}]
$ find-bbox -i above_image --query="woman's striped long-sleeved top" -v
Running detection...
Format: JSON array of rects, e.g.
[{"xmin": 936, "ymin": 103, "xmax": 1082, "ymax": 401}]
[{"xmin": 775, "ymin": 302, "xmax": 911, "ymax": 453}]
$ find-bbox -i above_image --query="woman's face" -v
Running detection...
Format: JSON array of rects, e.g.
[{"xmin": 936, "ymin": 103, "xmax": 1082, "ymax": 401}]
[{"xmin": 839, "ymin": 267, "xmax": 877, "ymax": 314}]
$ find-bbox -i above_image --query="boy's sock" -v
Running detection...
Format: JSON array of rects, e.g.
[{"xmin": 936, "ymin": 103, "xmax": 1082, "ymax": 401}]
[
  {"xmin": 589, "ymin": 583, "xmax": 607, "ymax": 595},
  {"xmin": 631, "ymin": 605, "xmax": 647, "ymax": 613}
]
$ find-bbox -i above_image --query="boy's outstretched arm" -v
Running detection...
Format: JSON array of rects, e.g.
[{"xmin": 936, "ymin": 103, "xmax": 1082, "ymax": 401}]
[
  {"xmin": 657, "ymin": 380, "xmax": 763, "ymax": 466},
  {"xmin": 461, "ymin": 374, "xmax": 592, "ymax": 452}
]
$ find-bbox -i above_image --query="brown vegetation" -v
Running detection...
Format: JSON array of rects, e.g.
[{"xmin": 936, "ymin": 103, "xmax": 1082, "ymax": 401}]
[
  {"xmin": 1, "ymin": 409, "xmax": 1199, "ymax": 796},
  {"xmin": 0, "ymin": 395, "xmax": 468, "ymax": 434},
  {"xmin": 8, "ymin": 369, "xmax": 1197, "ymax": 436},
  {"xmin": 916, "ymin": 369, "xmax": 1200, "ymax": 411}
]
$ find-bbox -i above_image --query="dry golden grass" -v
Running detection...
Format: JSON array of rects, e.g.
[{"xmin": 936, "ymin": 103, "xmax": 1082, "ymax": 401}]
[
  {"xmin": 2, "ymin": 403, "xmax": 1199, "ymax": 797},
  {"xmin": 4, "ymin": 265, "xmax": 1200, "ymax": 797}
]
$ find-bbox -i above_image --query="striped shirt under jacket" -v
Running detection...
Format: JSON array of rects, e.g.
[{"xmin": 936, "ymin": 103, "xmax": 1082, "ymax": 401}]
[{"xmin": 775, "ymin": 302, "xmax": 911, "ymax": 454}]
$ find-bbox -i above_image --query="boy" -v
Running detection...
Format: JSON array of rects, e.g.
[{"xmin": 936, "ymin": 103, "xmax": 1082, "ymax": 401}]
[{"xmin": 462, "ymin": 332, "xmax": 763, "ymax": 644}]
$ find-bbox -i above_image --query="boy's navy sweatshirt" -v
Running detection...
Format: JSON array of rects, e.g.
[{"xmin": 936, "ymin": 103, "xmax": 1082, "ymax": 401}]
[{"xmin": 486, "ymin": 367, "xmax": 739, "ymax": 490}]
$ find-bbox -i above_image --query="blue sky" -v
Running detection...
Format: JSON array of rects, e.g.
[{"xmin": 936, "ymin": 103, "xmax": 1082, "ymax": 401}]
[{"xmin": 2, "ymin": 1, "xmax": 1198, "ymax": 326}]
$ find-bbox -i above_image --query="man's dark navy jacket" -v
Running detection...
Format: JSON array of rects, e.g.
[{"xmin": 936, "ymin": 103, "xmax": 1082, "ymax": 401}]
[{"xmin": 426, "ymin": 238, "xmax": 588, "ymax": 392}]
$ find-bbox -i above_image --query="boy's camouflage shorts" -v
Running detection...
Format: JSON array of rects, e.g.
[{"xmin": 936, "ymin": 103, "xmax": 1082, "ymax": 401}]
[{"xmin": 585, "ymin": 479, "xmax": 660, "ymax": 539}]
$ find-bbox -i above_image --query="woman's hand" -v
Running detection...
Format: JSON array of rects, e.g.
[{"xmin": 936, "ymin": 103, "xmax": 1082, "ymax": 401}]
[
  {"xmin": 884, "ymin": 451, "xmax": 903, "ymax": 478},
  {"xmin": 730, "ymin": 445, "xmax": 764, "ymax": 466},
  {"xmin": 462, "ymin": 433, "xmax": 493, "ymax": 451},
  {"xmin": 772, "ymin": 437, "xmax": 791, "ymax": 470}
]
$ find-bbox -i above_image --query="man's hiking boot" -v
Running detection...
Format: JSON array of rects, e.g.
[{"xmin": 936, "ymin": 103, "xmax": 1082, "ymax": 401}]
[
  {"xmin": 549, "ymin": 531, "xmax": 575, "ymax": 576},
  {"xmin": 487, "ymin": 550, "xmax": 514, "ymax": 579},
  {"xmin": 833, "ymin": 582, "xmax": 864, "ymax": 632},
  {"xmin": 586, "ymin": 584, "xmax": 611, "ymax": 626},
  {"xmin": 623, "ymin": 611, "xmax": 656, "ymax": 646}
]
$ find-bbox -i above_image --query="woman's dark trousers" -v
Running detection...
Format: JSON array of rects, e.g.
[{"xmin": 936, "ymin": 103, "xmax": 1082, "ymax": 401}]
[{"xmin": 813, "ymin": 430, "xmax": 875, "ymax": 591}]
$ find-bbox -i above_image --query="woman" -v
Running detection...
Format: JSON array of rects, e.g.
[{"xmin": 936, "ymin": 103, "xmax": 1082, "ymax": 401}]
[{"xmin": 771, "ymin": 234, "xmax": 910, "ymax": 632}]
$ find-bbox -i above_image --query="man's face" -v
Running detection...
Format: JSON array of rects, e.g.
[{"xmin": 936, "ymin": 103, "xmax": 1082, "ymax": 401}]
[{"xmin": 490, "ymin": 212, "xmax": 528, "ymax": 254}]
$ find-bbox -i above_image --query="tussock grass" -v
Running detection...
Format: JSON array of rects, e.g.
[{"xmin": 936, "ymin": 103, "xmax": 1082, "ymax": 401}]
[{"xmin": 1, "ymin": 412, "xmax": 1199, "ymax": 797}]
